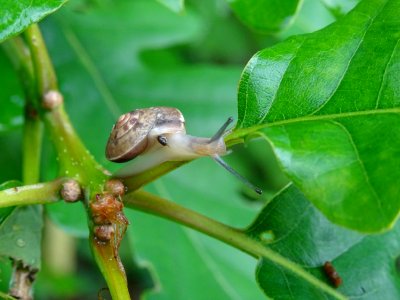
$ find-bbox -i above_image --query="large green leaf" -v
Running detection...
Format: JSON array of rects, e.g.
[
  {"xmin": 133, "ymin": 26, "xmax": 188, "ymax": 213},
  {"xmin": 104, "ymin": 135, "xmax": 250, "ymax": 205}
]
[
  {"xmin": 250, "ymin": 184, "xmax": 400, "ymax": 299},
  {"xmin": 235, "ymin": 0, "xmax": 400, "ymax": 232},
  {"xmin": 228, "ymin": 0, "xmax": 302, "ymax": 33},
  {"xmin": 246, "ymin": 184, "xmax": 363, "ymax": 266},
  {"xmin": 0, "ymin": 0, "xmax": 67, "ymax": 42}
]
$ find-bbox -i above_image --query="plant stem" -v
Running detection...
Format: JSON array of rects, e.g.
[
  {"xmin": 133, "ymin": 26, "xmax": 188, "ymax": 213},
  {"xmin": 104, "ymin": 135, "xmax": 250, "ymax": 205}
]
[
  {"xmin": 23, "ymin": 115, "xmax": 43, "ymax": 184},
  {"xmin": 0, "ymin": 291, "xmax": 16, "ymax": 300},
  {"xmin": 122, "ymin": 161, "xmax": 186, "ymax": 191},
  {"xmin": 6, "ymin": 33, "xmax": 45, "ymax": 298},
  {"xmin": 23, "ymin": 24, "xmax": 107, "ymax": 184},
  {"xmin": 0, "ymin": 179, "xmax": 64, "ymax": 208},
  {"xmin": 124, "ymin": 190, "xmax": 347, "ymax": 300},
  {"xmin": 23, "ymin": 24, "xmax": 58, "ymax": 95},
  {"xmin": 91, "ymin": 237, "xmax": 131, "ymax": 300},
  {"xmin": 43, "ymin": 106, "xmax": 108, "ymax": 185},
  {"xmin": 22, "ymin": 24, "xmax": 130, "ymax": 300}
]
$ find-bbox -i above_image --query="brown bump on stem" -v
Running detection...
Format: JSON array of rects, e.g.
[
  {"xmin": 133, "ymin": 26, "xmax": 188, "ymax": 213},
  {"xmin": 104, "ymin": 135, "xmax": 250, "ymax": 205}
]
[
  {"xmin": 61, "ymin": 179, "xmax": 82, "ymax": 202},
  {"xmin": 90, "ymin": 193, "xmax": 124, "ymax": 225},
  {"xmin": 42, "ymin": 90, "xmax": 63, "ymax": 110},
  {"xmin": 94, "ymin": 225, "xmax": 115, "ymax": 242},
  {"xmin": 105, "ymin": 179, "xmax": 126, "ymax": 197}
]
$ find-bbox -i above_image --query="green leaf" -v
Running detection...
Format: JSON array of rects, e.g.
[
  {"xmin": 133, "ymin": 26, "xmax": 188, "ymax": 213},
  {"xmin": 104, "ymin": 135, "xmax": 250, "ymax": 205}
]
[
  {"xmin": 0, "ymin": 0, "xmax": 68, "ymax": 43},
  {"xmin": 247, "ymin": 184, "xmax": 363, "ymax": 266},
  {"xmin": 228, "ymin": 0, "xmax": 302, "ymax": 33},
  {"xmin": 0, "ymin": 205, "xmax": 43, "ymax": 269},
  {"xmin": 235, "ymin": 0, "xmax": 400, "ymax": 232},
  {"xmin": 251, "ymin": 184, "xmax": 400, "ymax": 299},
  {"xmin": 0, "ymin": 180, "xmax": 42, "ymax": 270},
  {"xmin": 157, "ymin": 0, "xmax": 184, "ymax": 13}
]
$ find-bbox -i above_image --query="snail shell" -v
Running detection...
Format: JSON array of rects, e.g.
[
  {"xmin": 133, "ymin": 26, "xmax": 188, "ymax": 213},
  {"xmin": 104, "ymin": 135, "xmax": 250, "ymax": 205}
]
[
  {"xmin": 105, "ymin": 106, "xmax": 226, "ymax": 177},
  {"xmin": 106, "ymin": 107, "xmax": 185, "ymax": 162},
  {"xmin": 105, "ymin": 107, "xmax": 262, "ymax": 194}
]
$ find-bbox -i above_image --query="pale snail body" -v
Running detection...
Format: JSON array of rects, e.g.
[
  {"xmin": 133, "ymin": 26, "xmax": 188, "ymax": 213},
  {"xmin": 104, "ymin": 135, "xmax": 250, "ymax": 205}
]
[
  {"xmin": 106, "ymin": 107, "xmax": 261, "ymax": 194},
  {"xmin": 106, "ymin": 107, "xmax": 227, "ymax": 176}
]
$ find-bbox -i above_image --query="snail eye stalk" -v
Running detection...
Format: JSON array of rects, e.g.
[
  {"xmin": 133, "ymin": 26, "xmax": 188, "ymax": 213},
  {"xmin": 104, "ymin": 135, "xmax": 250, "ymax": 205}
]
[
  {"xmin": 210, "ymin": 117, "xmax": 234, "ymax": 142},
  {"xmin": 212, "ymin": 155, "xmax": 262, "ymax": 195}
]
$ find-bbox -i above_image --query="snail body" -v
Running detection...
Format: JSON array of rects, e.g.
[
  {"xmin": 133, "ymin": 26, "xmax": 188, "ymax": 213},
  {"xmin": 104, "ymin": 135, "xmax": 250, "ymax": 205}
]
[
  {"xmin": 106, "ymin": 107, "xmax": 261, "ymax": 194},
  {"xmin": 106, "ymin": 107, "xmax": 227, "ymax": 176}
]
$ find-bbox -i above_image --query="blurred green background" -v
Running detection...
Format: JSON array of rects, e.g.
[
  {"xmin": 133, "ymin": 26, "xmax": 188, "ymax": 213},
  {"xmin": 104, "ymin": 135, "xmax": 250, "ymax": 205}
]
[{"xmin": 0, "ymin": 0, "xmax": 358, "ymax": 299}]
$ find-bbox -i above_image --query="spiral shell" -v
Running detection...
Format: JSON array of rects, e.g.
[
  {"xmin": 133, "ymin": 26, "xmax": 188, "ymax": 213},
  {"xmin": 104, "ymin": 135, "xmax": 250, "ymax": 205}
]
[{"xmin": 105, "ymin": 107, "xmax": 185, "ymax": 162}]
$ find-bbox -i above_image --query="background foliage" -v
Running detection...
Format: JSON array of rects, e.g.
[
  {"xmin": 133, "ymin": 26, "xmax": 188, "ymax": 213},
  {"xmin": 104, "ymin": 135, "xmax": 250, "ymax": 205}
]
[{"xmin": 2, "ymin": 0, "xmax": 399, "ymax": 299}]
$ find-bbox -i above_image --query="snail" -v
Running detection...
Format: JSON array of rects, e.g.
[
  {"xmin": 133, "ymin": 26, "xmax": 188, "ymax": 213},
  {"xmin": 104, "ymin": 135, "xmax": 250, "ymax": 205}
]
[{"xmin": 105, "ymin": 107, "xmax": 261, "ymax": 194}]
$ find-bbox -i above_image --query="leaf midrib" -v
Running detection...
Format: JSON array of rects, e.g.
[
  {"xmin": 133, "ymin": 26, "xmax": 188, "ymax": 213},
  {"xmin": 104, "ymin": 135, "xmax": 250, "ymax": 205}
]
[{"xmin": 232, "ymin": 107, "xmax": 400, "ymax": 140}]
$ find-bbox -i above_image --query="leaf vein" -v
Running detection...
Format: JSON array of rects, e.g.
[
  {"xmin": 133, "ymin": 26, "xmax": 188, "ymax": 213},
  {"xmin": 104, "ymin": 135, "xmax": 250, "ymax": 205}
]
[
  {"xmin": 329, "ymin": 120, "xmax": 386, "ymax": 220},
  {"xmin": 259, "ymin": 38, "xmax": 305, "ymax": 125},
  {"xmin": 239, "ymin": 55, "xmax": 259, "ymax": 128},
  {"xmin": 309, "ymin": 11, "xmax": 377, "ymax": 116},
  {"xmin": 375, "ymin": 37, "xmax": 400, "ymax": 109}
]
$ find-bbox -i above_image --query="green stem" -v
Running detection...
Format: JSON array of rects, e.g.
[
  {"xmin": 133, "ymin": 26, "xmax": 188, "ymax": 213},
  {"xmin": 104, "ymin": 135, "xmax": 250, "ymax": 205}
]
[
  {"xmin": 226, "ymin": 126, "xmax": 264, "ymax": 145},
  {"xmin": 22, "ymin": 24, "xmax": 130, "ymax": 300},
  {"xmin": 43, "ymin": 106, "xmax": 108, "ymax": 185},
  {"xmin": 4, "ymin": 32, "xmax": 45, "ymax": 299},
  {"xmin": 23, "ymin": 24, "xmax": 58, "ymax": 95},
  {"xmin": 124, "ymin": 190, "xmax": 347, "ymax": 300},
  {"xmin": 23, "ymin": 24, "xmax": 107, "ymax": 184},
  {"xmin": 0, "ymin": 291, "xmax": 17, "ymax": 300},
  {"xmin": 0, "ymin": 179, "xmax": 64, "ymax": 208},
  {"xmin": 23, "ymin": 116, "xmax": 43, "ymax": 184},
  {"xmin": 91, "ymin": 237, "xmax": 131, "ymax": 300},
  {"xmin": 122, "ymin": 161, "xmax": 186, "ymax": 191}
]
